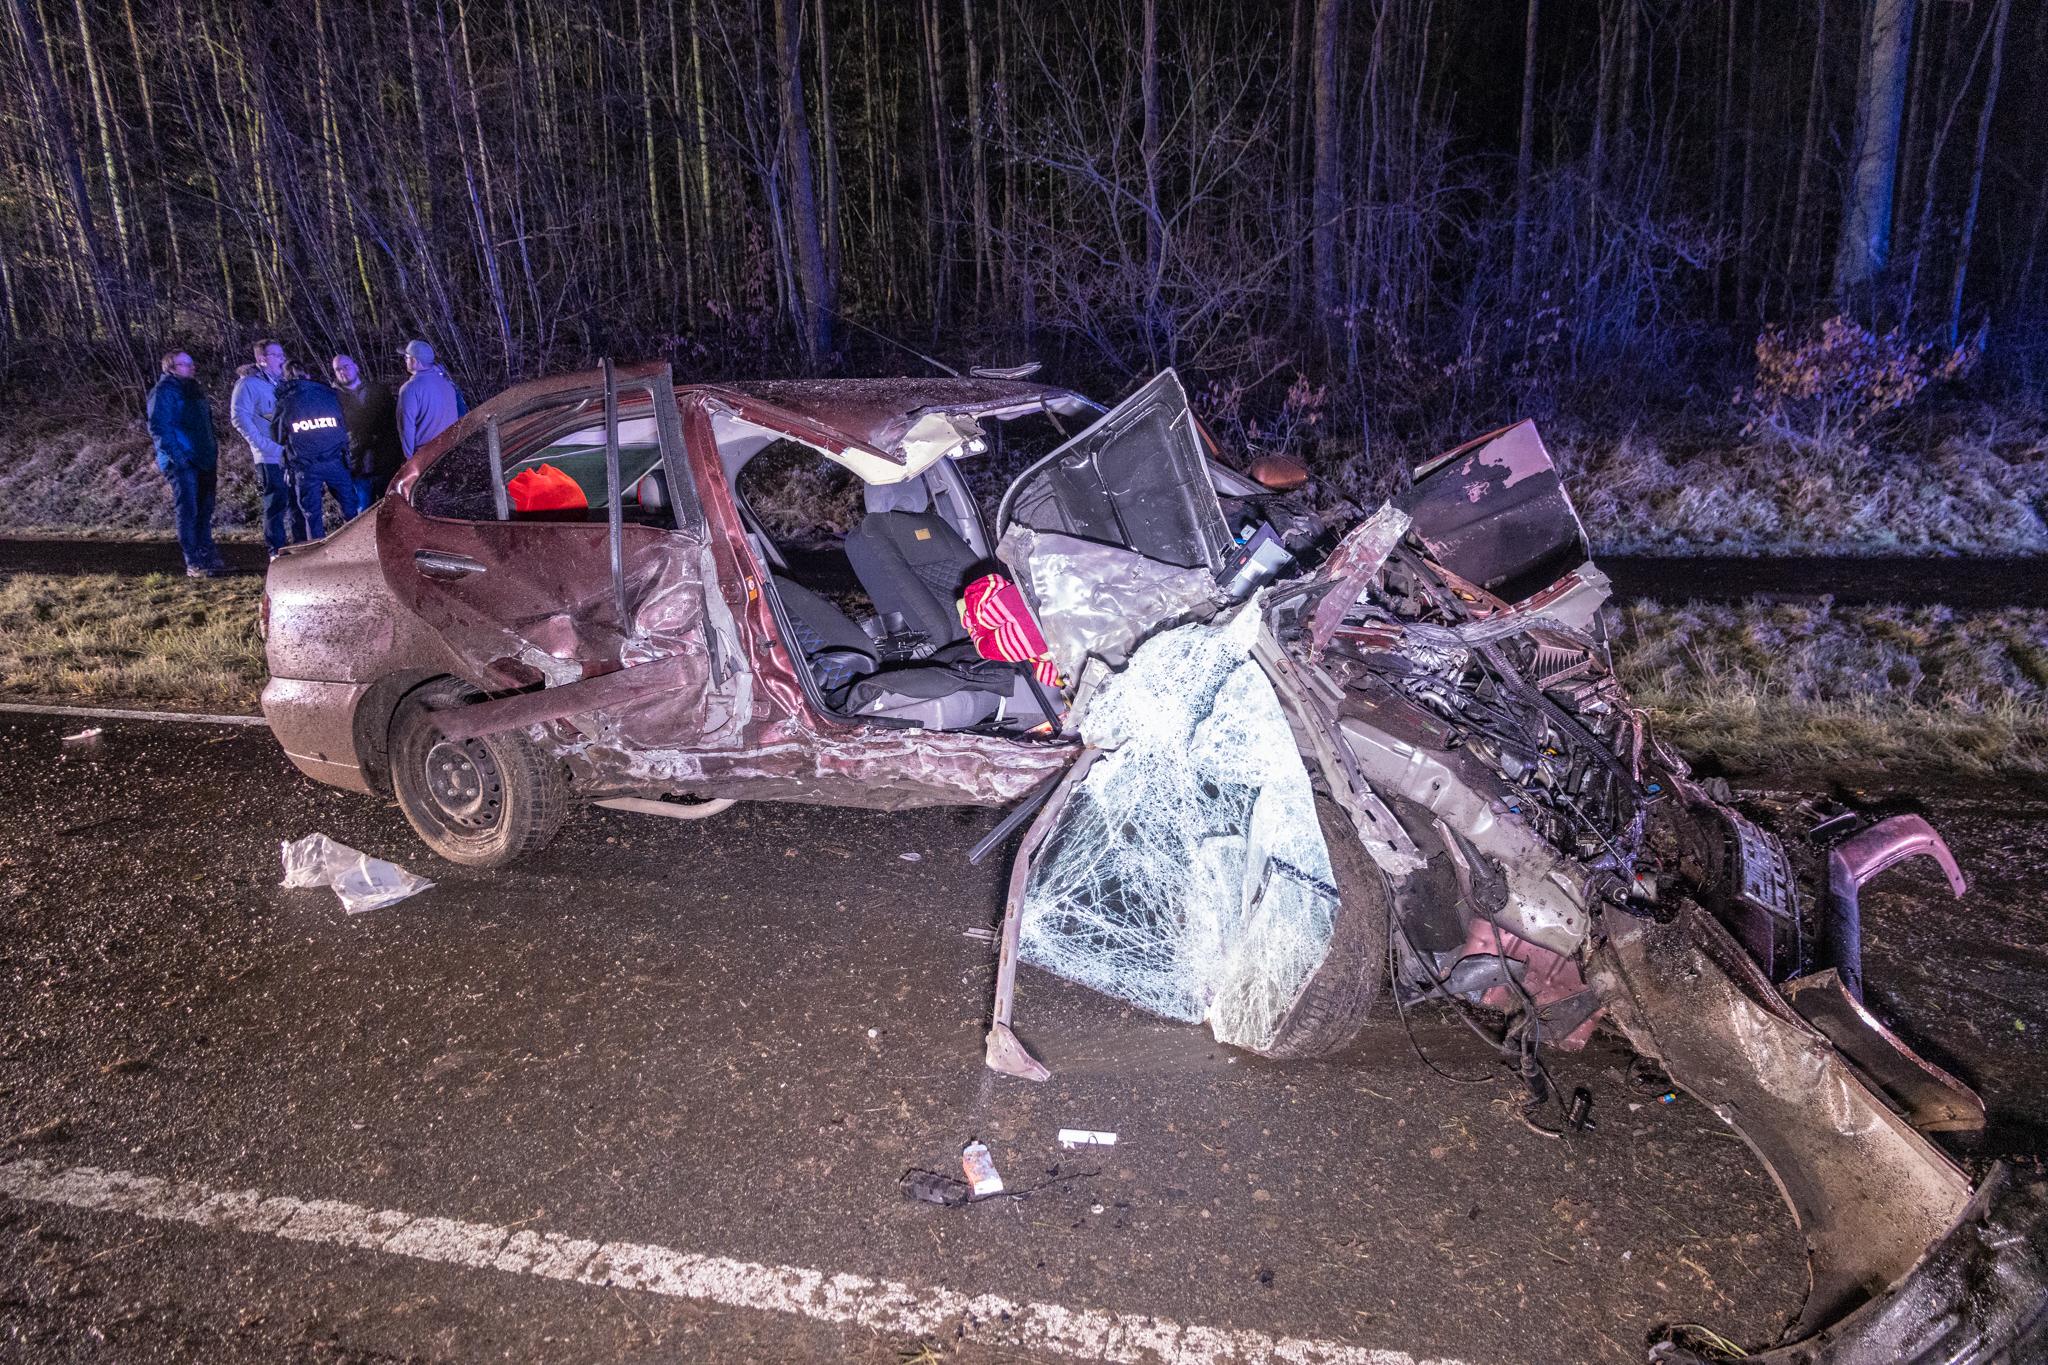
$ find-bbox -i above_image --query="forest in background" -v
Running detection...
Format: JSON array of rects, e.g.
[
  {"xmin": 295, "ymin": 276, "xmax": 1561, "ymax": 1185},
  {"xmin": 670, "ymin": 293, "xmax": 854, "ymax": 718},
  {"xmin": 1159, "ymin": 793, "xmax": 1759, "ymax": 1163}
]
[{"xmin": 2, "ymin": 0, "xmax": 2044, "ymax": 485}]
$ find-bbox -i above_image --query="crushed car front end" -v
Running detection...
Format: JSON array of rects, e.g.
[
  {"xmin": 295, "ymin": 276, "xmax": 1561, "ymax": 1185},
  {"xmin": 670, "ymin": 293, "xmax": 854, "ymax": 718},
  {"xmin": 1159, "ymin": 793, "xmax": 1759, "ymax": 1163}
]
[{"xmin": 992, "ymin": 396, "xmax": 2047, "ymax": 1361}]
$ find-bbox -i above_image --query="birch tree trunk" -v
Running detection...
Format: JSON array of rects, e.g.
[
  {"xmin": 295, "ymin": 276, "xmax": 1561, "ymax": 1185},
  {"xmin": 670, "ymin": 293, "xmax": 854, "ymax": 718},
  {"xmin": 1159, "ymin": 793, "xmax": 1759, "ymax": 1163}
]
[{"xmin": 1834, "ymin": 0, "xmax": 1917, "ymax": 302}]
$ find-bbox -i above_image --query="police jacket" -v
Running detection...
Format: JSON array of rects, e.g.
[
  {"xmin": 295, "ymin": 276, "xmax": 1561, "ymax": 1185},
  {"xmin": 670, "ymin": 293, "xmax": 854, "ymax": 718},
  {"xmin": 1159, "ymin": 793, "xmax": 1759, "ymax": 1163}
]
[{"xmin": 271, "ymin": 378, "xmax": 352, "ymax": 467}]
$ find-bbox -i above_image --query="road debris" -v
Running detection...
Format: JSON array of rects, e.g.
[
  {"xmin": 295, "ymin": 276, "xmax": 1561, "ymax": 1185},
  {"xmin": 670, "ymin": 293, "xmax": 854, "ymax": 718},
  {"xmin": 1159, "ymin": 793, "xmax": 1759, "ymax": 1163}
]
[
  {"xmin": 59, "ymin": 727, "xmax": 102, "ymax": 747},
  {"xmin": 960, "ymin": 1140, "xmax": 1003, "ymax": 1196},
  {"xmin": 280, "ymin": 833, "xmax": 435, "ymax": 914},
  {"xmin": 1058, "ymin": 1129, "xmax": 1117, "ymax": 1149},
  {"xmin": 899, "ymin": 1170, "xmax": 973, "ymax": 1207}
]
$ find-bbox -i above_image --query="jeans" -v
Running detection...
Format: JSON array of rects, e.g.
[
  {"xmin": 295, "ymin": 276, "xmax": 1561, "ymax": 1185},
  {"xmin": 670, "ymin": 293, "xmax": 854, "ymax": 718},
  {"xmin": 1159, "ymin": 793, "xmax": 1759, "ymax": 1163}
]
[
  {"xmin": 258, "ymin": 462, "xmax": 295, "ymax": 556},
  {"xmin": 289, "ymin": 452, "xmax": 363, "ymax": 541},
  {"xmin": 162, "ymin": 461, "xmax": 219, "ymax": 571},
  {"xmin": 353, "ymin": 475, "xmax": 379, "ymax": 511}
]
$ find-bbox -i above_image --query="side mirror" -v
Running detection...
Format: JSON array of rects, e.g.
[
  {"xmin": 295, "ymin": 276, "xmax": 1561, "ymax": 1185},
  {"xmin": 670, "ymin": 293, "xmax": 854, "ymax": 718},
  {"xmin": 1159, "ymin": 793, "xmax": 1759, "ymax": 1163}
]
[{"xmin": 1248, "ymin": 454, "xmax": 1310, "ymax": 492}]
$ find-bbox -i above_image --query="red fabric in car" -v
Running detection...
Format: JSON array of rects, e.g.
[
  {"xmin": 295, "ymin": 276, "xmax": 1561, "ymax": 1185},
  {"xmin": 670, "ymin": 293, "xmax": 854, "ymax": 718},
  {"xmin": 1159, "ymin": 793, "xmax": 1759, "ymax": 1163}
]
[
  {"xmin": 961, "ymin": 573, "xmax": 1061, "ymax": 688},
  {"xmin": 506, "ymin": 462, "xmax": 587, "ymax": 513}
]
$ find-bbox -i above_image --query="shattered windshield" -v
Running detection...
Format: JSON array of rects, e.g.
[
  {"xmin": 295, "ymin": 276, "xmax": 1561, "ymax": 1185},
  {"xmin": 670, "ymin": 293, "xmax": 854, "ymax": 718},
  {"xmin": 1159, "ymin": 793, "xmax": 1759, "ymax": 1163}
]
[{"xmin": 1017, "ymin": 607, "xmax": 1339, "ymax": 1052}]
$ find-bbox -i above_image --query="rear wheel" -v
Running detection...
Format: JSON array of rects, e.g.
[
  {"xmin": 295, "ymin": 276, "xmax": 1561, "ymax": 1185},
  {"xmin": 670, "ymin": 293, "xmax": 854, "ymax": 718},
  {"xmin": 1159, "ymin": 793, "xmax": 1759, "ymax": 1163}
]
[
  {"xmin": 389, "ymin": 679, "xmax": 567, "ymax": 868},
  {"xmin": 1258, "ymin": 794, "xmax": 1393, "ymax": 1059}
]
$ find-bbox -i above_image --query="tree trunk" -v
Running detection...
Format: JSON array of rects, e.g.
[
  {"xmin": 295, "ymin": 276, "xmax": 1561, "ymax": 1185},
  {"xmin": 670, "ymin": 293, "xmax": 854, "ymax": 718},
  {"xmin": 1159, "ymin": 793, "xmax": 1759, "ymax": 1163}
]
[
  {"xmin": 1509, "ymin": 0, "xmax": 1538, "ymax": 295},
  {"xmin": 1834, "ymin": 0, "xmax": 1916, "ymax": 303},
  {"xmin": 1140, "ymin": 0, "xmax": 1162, "ymax": 355},
  {"xmin": 1946, "ymin": 0, "xmax": 2010, "ymax": 344},
  {"xmin": 774, "ymin": 0, "xmax": 833, "ymax": 366},
  {"xmin": 1785, "ymin": 0, "xmax": 1827, "ymax": 294},
  {"xmin": 1736, "ymin": 0, "xmax": 1761, "ymax": 314},
  {"xmin": 815, "ymin": 0, "xmax": 843, "ymax": 307},
  {"xmin": 1904, "ymin": 6, "xmax": 1991, "ymax": 326},
  {"xmin": 1311, "ymin": 0, "xmax": 1342, "ymax": 345},
  {"xmin": 963, "ymin": 0, "xmax": 991, "ymax": 309},
  {"xmin": 7, "ymin": 0, "xmax": 126, "ymax": 353}
]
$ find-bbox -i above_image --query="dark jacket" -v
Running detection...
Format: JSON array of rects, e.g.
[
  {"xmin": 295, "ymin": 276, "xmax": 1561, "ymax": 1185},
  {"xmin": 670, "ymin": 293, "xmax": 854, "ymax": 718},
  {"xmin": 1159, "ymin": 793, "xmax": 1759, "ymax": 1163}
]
[
  {"xmin": 271, "ymin": 377, "xmax": 352, "ymax": 467},
  {"xmin": 145, "ymin": 374, "xmax": 219, "ymax": 472},
  {"xmin": 335, "ymin": 378, "xmax": 403, "ymax": 480}
]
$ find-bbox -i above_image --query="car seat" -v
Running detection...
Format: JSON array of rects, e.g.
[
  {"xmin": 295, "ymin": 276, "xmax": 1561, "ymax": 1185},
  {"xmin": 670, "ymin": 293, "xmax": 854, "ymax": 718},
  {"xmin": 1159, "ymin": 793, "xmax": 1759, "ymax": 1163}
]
[
  {"xmin": 772, "ymin": 576, "xmax": 1045, "ymax": 731},
  {"xmin": 843, "ymin": 480, "xmax": 984, "ymax": 648}
]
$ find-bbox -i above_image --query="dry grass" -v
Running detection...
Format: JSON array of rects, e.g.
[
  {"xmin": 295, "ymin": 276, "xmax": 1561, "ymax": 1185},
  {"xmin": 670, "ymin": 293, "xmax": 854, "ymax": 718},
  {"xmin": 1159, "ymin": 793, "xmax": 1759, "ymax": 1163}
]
[
  {"xmin": 1559, "ymin": 414, "xmax": 2048, "ymax": 557},
  {"xmin": 0, "ymin": 573, "xmax": 265, "ymax": 711},
  {"xmin": 1613, "ymin": 598, "xmax": 2048, "ymax": 774},
  {"xmin": 3, "ymin": 571, "xmax": 2043, "ymax": 778},
  {"xmin": 0, "ymin": 405, "xmax": 265, "ymax": 536}
]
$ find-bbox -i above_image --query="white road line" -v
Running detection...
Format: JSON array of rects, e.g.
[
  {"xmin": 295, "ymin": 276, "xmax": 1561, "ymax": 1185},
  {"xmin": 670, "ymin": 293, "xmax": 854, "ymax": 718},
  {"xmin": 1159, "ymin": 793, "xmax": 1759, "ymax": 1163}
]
[
  {"xmin": 1, "ymin": 1158, "xmax": 1465, "ymax": 1365},
  {"xmin": 0, "ymin": 702, "xmax": 266, "ymax": 727}
]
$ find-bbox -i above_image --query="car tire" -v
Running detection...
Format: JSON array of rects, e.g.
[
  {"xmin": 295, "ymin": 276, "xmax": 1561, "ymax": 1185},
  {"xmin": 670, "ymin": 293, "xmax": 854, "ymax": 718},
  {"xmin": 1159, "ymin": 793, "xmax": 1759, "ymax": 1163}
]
[
  {"xmin": 1257, "ymin": 794, "xmax": 1392, "ymax": 1060},
  {"xmin": 388, "ymin": 678, "xmax": 568, "ymax": 868}
]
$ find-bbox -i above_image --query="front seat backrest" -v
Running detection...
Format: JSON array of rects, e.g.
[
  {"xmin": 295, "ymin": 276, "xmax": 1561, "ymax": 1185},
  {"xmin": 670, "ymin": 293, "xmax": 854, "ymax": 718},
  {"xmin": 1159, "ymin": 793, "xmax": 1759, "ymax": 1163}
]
[
  {"xmin": 845, "ymin": 479, "xmax": 981, "ymax": 646},
  {"xmin": 770, "ymin": 577, "xmax": 877, "ymax": 697}
]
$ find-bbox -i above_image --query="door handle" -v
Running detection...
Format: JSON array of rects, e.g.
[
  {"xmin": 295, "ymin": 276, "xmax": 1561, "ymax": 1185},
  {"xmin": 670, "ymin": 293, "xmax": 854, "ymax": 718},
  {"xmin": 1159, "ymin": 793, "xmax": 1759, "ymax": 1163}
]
[{"xmin": 413, "ymin": 549, "xmax": 487, "ymax": 580}]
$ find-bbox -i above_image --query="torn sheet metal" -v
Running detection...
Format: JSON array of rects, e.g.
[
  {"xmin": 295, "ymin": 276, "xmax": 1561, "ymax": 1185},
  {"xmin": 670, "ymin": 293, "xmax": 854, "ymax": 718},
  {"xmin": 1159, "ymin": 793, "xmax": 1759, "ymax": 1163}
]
[
  {"xmin": 1016, "ymin": 607, "xmax": 1339, "ymax": 1053},
  {"xmin": 1396, "ymin": 419, "xmax": 1591, "ymax": 604},
  {"xmin": 1588, "ymin": 904, "xmax": 1974, "ymax": 1340},
  {"xmin": 1304, "ymin": 503, "xmax": 1411, "ymax": 654},
  {"xmin": 997, "ymin": 524, "xmax": 1217, "ymax": 683},
  {"xmin": 1650, "ymin": 1162, "xmax": 2048, "ymax": 1364}
]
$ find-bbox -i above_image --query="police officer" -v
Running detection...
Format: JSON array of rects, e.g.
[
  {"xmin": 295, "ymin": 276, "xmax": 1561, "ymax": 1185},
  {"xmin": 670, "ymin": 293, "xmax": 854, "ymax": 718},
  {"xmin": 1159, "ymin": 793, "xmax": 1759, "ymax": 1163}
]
[{"xmin": 271, "ymin": 371, "xmax": 362, "ymax": 540}]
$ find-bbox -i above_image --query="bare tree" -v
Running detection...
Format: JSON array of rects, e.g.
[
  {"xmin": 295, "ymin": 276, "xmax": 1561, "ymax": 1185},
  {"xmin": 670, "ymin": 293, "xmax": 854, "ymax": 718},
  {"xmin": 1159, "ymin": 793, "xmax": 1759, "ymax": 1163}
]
[{"xmin": 1834, "ymin": 0, "xmax": 1916, "ymax": 303}]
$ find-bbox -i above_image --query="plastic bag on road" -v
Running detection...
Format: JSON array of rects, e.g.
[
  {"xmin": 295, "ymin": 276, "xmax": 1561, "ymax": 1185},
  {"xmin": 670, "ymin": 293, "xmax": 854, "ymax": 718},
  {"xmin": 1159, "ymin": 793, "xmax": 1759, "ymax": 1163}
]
[{"xmin": 280, "ymin": 833, "xmax": 434, "ymax": 914}]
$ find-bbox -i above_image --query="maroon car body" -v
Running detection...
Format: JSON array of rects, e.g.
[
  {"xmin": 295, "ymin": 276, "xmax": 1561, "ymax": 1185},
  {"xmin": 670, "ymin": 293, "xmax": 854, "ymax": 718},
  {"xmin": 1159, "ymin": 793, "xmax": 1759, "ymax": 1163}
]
[
  {"xmin": 262, "ymin": 363, "xmax": 2047, "ymax": 1363},
  {"xmin": 262, "ymin": 364, "xmax": 1081, "ymax": 816}
]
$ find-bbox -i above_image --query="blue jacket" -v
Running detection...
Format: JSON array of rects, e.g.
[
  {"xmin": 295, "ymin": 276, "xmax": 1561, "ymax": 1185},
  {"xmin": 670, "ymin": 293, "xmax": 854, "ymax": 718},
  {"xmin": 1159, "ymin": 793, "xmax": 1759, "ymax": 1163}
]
[
  {"xmin": 397, "ymin": 364, "xmax": 467, "ymax": 458},
  {"xmin": 145, "ymin": 374, "xmax": 219, "ymax": 472},
  {"xmin": 230, "ymin": 365, "xmax": 286, "ymax": 466}
]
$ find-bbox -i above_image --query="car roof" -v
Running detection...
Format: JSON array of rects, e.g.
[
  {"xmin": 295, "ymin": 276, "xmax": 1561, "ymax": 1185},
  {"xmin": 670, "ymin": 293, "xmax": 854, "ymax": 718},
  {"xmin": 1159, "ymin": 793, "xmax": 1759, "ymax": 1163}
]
[{"xmin": 700, "ymin": 377, "xmax": 1091, "ymax": 454}]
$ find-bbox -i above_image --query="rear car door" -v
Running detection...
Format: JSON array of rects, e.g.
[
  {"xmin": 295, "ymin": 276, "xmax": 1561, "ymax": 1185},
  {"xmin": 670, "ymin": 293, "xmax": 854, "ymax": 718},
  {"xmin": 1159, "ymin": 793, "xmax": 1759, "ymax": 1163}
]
[{"xmin": 382, "ymin": 363, "xmax": 735, "ymax": 709}]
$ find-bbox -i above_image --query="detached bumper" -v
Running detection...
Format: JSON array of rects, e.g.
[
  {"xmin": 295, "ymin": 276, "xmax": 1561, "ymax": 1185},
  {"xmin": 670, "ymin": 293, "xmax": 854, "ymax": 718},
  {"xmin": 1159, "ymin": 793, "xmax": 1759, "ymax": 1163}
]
[{"xmin": 1592, "ymin": 905, "xmax": 2048, "ymax": 1363}]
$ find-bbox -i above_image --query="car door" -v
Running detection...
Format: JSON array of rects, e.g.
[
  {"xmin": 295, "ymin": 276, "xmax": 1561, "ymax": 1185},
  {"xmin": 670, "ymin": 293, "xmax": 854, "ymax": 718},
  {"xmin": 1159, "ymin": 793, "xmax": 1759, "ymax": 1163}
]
[
  {"xmin": 995, "ymin": 369, "xmax": 1234, "ymax": 573},
  {"xmin": 381, "ymin": 363, "xmax": 736, "ymax": 717}
]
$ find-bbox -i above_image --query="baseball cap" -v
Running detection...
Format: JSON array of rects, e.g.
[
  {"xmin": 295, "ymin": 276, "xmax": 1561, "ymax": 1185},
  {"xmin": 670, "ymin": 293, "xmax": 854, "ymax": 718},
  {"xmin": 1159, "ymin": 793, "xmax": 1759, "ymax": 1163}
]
[{"xmin": 402, "ymin": 339, "xmax": 436, "ymax": 365}]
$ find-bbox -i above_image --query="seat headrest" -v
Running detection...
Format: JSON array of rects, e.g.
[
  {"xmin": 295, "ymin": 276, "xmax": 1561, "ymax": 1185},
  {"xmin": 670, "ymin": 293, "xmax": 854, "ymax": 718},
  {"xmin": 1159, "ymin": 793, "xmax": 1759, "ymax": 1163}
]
[
  {"xmin": 635, "ymin": 468, "xmax": 668, "ymax": 510},
  {"xmin": 863, "ymin": 477, "xmax": 932, "ymax": 515}
]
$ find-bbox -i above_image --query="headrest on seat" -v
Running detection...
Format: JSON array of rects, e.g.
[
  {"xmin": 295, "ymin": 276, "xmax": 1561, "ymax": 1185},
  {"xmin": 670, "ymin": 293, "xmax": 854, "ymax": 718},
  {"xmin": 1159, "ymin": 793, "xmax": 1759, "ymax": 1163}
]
[
  {"xmin": 863, "ymin": 477, "xmax": 933, "ymax": 515},
  {"xmin": 635, "ymin": 468, "xmax": 668, "ymax": 509}
]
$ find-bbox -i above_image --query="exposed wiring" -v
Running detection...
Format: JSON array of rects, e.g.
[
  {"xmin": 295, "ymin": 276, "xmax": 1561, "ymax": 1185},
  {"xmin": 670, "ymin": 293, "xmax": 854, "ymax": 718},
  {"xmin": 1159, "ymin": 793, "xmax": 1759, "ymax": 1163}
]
[{"xmin": 1388, "ymin": 915, "xmax": 1505, "ymax": 1086}]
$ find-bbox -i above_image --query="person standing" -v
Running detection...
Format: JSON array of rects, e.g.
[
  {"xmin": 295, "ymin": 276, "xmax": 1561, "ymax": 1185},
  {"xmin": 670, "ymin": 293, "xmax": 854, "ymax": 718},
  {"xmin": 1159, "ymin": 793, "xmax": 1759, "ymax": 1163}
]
[
  {"xmin": 331, "ymin": 353, "xmax": 403, "ymax": 506},
  {"xmin": 145, "ymin": 350, "xmax": 226, "ymax": 578},
  {"xmin": 395, "ymin": 340, "xmax": 467, "ymax": 459},
  {"xmin": 271, "ymin": 371, "xmax": 362, "ymax": 541},
  {"xmin": 230, "ymin": 338, "xmax": 307, "ymax": 555}
]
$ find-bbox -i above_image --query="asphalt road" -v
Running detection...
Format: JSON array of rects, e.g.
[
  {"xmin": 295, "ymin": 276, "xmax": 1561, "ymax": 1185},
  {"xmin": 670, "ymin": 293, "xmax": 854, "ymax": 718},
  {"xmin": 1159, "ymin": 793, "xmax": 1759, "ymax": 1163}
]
[
  {"xmin": 3, "ymin": 537, "xmax": 2045, "ymax": 609},
  {"xmin": 3, "ymin": 715, "xmax": 2043, "ymax": 1363}
]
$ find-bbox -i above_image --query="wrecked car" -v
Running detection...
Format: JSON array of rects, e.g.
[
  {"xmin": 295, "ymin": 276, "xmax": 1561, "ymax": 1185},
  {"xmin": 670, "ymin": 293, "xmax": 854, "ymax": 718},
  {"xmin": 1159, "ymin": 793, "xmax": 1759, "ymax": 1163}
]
[{"xmin": 262, "ymin": 363, "xmax": 2047, "ymax": 1360}]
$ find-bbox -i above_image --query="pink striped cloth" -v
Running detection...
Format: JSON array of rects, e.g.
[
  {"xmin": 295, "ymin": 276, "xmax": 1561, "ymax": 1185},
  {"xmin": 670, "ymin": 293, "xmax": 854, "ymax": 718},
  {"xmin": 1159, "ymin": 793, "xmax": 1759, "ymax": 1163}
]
[{"xmin": 960, "ymin": 574, "xmax": 1062, "ymax": 688}]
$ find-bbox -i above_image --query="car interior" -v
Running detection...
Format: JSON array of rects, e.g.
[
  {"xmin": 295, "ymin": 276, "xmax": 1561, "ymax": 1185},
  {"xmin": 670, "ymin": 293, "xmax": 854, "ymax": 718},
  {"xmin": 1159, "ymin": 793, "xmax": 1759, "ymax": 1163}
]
[
  {"xmin": 715, "ymin": 408, "xmax": 1068, "ymax": 735},
  {"xmin": 411, "ymin": 403, "xmax": 681, "ymax": 529}
]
